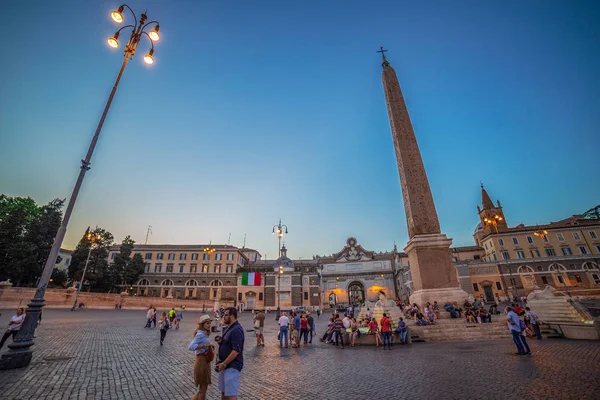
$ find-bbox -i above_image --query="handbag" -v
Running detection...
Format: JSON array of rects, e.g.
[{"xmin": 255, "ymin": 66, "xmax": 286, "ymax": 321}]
[
  {"xmin": 204, "ymin": 346, "xmax": 215, "ymax": 363},
  {"xmin": 254, "ymin": 319, "xmax": 261, "ymax": 329}
]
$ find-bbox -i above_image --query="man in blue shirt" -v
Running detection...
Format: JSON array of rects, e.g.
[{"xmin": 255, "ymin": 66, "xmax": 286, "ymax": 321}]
[
  {"xmin": 293, "ymin": 313, "xmax": 301, "ymax": 347},
  {"xmin": 506, "ymin": 306, "xmax": 525, "ymax": 355},
  {"xmin": 216, "ymin": 307, "xmax": 244, "ymax": 399}
]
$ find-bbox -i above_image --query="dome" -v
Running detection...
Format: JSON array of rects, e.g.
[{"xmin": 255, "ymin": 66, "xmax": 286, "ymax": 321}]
[{"xmin": 474, "ymin": 222, "xmax": 484, "ymax": 235}]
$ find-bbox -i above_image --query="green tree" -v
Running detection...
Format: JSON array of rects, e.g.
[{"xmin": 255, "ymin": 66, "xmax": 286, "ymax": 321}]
[
  {"xmin": 110, "ymin": 235, "xmax": 135, "ymax": 288},
  {"xmin": 0, "ymin": 195, "xmax": 64, "ymax": 285},
  {"xmin": 50, "ymin": 269, "xmax": 68, "ymax": 287},
  {"xmin": 68, "ymin": 227, "xmax": 114, "ymax": 292},
  {"xmin": 123, "ymin": 253, "xmax": 145, "ymax": 287}
]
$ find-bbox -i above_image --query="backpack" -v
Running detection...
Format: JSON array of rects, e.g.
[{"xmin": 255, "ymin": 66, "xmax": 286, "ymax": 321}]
[{"xmin": 164, "ymin": 319, "xmax": 170, "ymax": 330}]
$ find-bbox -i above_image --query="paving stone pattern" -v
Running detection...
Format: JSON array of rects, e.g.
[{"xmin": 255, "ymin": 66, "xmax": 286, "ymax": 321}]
[{"xmin": 0, "ymin": 309, "xmax": 599, "ymax": 399}]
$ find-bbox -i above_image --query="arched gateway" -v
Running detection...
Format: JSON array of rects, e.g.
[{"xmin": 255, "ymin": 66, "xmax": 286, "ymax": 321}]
[{"xmin": 348, "ymin": 281, "xmax": 365, "ymax": 306}]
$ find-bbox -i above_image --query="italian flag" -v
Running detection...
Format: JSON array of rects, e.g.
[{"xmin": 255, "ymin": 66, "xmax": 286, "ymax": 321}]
[{"xmin": 241, "ymin": 272, "xmax": 262, "ymax": 286}]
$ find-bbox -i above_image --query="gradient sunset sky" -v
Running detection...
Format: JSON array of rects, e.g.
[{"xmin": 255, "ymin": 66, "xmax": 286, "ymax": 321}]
[{"xmin": 1, "ymin": 0, "xmax": 599, "ymax": 259}]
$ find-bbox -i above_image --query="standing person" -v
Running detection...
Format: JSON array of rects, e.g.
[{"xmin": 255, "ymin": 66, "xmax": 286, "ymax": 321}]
[
  {"xmin": 145, "ymin": 306, "xmax": 153, "ymax": 328},
  {"xmin": 506, "ymin": 307, "xmax": 525, "ymax": 355},
  {"xmin": 158, "ymin": 312, "xmax": 170, "ymax": 345},
  {"xmin": 152, "ymin": 307, "xmax": 157, "ymax": 328},
  {"xmin": 216, "ymin": 307, "xmax": 244, "ymax": 400},
  {"xmin": 175, "ymin": 309, "xmax": 183, "ymax": 330},
  {"xmin": 253, "ymin": 310, "xmax": 265, "ymax": 347},
  {"xmin": 316, "ymin": 308, "xmax": 321, "ymax": 319},
  {"xmin": 293, "ymin": 312, "xmax": 301, "ymax": 347},
  {"xmin": 525, "ymin": 307, "xmax": 542, "ymax": 340},
  {"xmin": 366, "ymin": 308, "xmax": 373, "ymax": 321},
  {"xmin": 306, "ymin": 312, "xmax": 315, "ymax": 344},
  {"xmin": 0, "ymin": 308, "xmax": 25, "ymax": 350},
  {"xmin": 333, "ymin": 314, "xmax": 345, "ymax": 348},
  {"xmin": 299, "ymin": 313, "xmax": 309, "ymax": 345},
  {"xmin": 278, "ymin": 312, "xmax": 290, "ymax": 348},
  {"xmin": 189, "ymin": 315, "xmax": 214, "ymax": 400},
  {"xmin": 380, "ymin": 313, "xmax": 392, "ymax": 350}
]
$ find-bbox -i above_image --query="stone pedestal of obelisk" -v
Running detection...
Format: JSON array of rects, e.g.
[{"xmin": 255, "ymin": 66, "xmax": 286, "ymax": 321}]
[{"xmin": 380, "ymin": 49, "xmax": 468, "ymax": 307}]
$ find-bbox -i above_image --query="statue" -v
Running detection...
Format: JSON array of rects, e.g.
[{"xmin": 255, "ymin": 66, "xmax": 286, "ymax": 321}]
[
  {"xmin": 0, "ymin": 279, "xmax": 12, "ymax": 289},
  {"xmin": 375, "ymin": 291, "xmax": 387, "ymax": 308}
]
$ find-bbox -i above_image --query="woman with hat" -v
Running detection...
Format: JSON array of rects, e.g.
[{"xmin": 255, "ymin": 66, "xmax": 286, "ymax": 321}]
[{"xmin": 188, "ymin": 314, "xmax": 214, "ymax": 400}]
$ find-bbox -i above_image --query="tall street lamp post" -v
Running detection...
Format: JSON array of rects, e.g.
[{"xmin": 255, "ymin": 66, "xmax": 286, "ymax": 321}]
[
  {"xmin": 71, "ymin": 231, "xmax": 103, "ymax": 311},
  {"xmin": 272, "ymin": 219, "xmax": 288, "ymax": 320},
  {"xmin": 0, "ymin": 4, "xmax": 161, "ymax": 370}
]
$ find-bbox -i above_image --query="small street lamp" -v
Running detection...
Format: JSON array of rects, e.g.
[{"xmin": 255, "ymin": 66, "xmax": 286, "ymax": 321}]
[
  {"xmin": 0, "ymin": 4, "xmax": 162, "ymax": 370},
  {"xmin": 71, "ymin": 231, "xmax": 103, "ymax": 311},
  {"xmin": 272, "ymin": 219, "xmax": 288, "ymax": 320}
]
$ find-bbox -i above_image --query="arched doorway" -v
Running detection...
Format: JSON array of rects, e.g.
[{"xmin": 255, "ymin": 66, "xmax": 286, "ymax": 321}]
[
  {"xmin": 209, "ymin": 280, "xmax": 223, "ymax": 300},
  {"xmin": 583, "ymin": 262, "xmax": 600, "ymax": 285},
  {"xmin": 161, "ymin": 279, "xmax": 173, "ymax": 298},
  {"xmin": 517, "ymin": 266, "xmax": 536, "ymax": 289},
  {"xmin": 347, "ymin": 281, "xmax": 365, "ymax": 306}
]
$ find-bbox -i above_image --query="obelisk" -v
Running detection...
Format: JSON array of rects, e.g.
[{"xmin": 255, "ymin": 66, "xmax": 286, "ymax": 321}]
[{"xmin": 379, "ymin": 47, "xmax": 468, "ymax": 306}]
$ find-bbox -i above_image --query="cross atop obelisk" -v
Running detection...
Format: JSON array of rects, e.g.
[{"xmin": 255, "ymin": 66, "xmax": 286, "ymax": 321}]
[
  {"xmin": 380, "ymin": 47, "xmax": 441, "ymax": 239},
  {"xmin": 379, "ymin": 48, "xmax": 467, "ymax": 307}
]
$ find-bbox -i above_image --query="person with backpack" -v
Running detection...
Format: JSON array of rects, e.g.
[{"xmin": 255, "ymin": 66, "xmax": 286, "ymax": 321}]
[{"xmin": 158, "ymin": 312, "xmax": 170, "ymax": 345}]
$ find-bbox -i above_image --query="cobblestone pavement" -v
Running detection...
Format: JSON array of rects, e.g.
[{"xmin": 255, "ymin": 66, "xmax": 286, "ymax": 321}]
[{"xmin": 0, "ymin": 308, "xmax": 599, "ymax": 400}]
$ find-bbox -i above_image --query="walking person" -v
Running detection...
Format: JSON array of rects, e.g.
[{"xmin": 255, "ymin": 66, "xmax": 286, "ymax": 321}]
[
  {"xmin": 253, "ymin": 310, "xmax": 265, "ymax": 347},
  {"xmin": 168, "ymin": 307, "xmax": 177, "ymax": 326},
  {"xmin": 0, "ymin": 308, "xmax": 25, "ymax": 350},
  {"xmin": 145, "ymin": 306, "xmax": 153, "ymax": 328},
  {"xmin": 506, "ymin": 307, "xmax": 525, "ymax": 355},
  {"xmin": 278, "ymin": 312, "xmax": 290, "ymax": 348},
  {"xmin": 216, "ymin": 307, "xmax": 245, "ymax": 400},
  {"xmin": 158, "ymin": 312, "xmax": 170, "ymax": 345},
  {"xmin": 189, "ymin": 315, "xmax": 215, "ymax": 400},
  {"xmin": 152, "ymin": 307, "xmax": 157, "ymax": 328},
  {"xmin": 299, "ymin": 313, "xmax": 309, "ymax": 345},
  {"xmin": 176, "ymin": 309, "xmax": 183, "ymax": 329},
  {"xmin": 525, "ymin": 307, "xmax": 542, "ymax": 340},
  {"xmin": 306, "ymin": 312, "xmax": 315, "ymax": 344}
]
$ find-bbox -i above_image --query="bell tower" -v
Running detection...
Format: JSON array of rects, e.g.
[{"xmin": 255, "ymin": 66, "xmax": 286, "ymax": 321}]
[{"xmin": 477, "ymin": 184, "xmax": 508, "ymax": 235}]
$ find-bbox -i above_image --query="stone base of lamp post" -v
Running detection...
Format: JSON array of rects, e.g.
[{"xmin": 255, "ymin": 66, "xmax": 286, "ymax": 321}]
[{"xmin": 0, "ymin": 297, "xmax": 44, "ymax": 370}]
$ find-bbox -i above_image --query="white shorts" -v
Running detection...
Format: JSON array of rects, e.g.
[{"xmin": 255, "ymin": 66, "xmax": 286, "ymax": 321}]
[
  {"xmin": 218, "ymin": 368, "xmax": 241, "ymax": 396},
  {"xmin": 255, "ymin": 328, "xmax": 263, "ymax": 335}
]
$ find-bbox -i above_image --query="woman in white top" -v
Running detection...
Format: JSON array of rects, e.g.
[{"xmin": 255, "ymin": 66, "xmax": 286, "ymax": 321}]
[{"xmin": 0, "ymin": 307, "xmax": 25, "ymax": 350}]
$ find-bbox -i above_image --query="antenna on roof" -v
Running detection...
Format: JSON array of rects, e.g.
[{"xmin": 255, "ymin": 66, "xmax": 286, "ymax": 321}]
[
  {"xmin": 145, "ymin": 225, "xmax": 152, "ymax": 245},
  {"xmin": 243, "ymin": 233, "xmax": 246, "ymax": 248},
  {"xmin": 228, "ymin": 233, "xmax": 231, "ymax": 245}
]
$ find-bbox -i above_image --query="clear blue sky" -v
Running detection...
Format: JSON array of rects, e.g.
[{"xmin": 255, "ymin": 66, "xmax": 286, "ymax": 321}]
[{"xmin": 1, "ymin": 1, "xmax": 599, "ymax": 258}]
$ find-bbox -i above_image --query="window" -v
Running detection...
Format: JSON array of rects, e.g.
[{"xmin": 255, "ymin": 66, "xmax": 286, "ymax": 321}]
[
  {"xmin": 543, "ymin": 235, "xmax": 549, "ymax": 243},
  {"xmin": 495, "ymin": 282, "xmax": 502, "ymax": 290},
  {"xmin": 575, "ymin": 274, "xmax": 582, "ymax": 283},
  {"xmin": 512, "ymin": 237, "xmax": 519, "ymax": 245},
  {"xmin": 578, "ymin": 246, "xmax": 588, "ymax": 255},
  {"xmin": 111, "ymin": 253, "xmax": 117, "ymax": 260},
  {"xmin": 144, "ymin": 253, "xmax": 151, "ymax": 260},
  {"xmin": 557, "ymin": 275, "xmax": 564, "ymax": 284},
  {"xmin": 472, "ymin": 283, "xmax": 479, "ymax": 292},
  {"xmin": 191, "ymin": 253, "xmax": 198, "ymax": 260},
  {"xmin": 259, "ymin": 293, "xmax": 263, "ymax": 301},
  {"xmin": 527, "ymin": 236, "xmax": 534, "ymax": 244},
  {"xmin": 168, "ymin": 253, "xmax": 175, "ymax": 260},
  {"xmin": 188, "ymin": 289, "xmax": 193, "ymax": 298},
  {"xmin": 590, "ymin": 231, "xmax": 598, "ymax": 239},
  {"xmin": 562, "ymin": 247, "xmax": 573, "ymax": 256},
  {"xmin": 531, "ymin": 249, "xmax": 541, "ymax": 258},
  {"xmin": 502, "ymin": 251, "xmax": 510, "ymax": 260},
  {"xmin": 203, "ymin": 253, "xmax": 209, "ymax": 260},
  {"xmin": 202, "ymin": 265, "xmax": 208, "ymax": 273},
  {"xmin": 226, "ymin": 264, "xmax": 234, "ymax": 273},
  {"xmin": 166, "ymin": 264, "xmax": 173, "ymax": 273},
  {"xmin": 573, "ymin": 232, "xmax": 581, "ymax": 241},
  {"xmin": 498, "ymin": 239, "xmax": 504, "ymax": 247},
  {"xmin": 493, "ymin": 253, "xmax": 497, "ymax": 261},
  {"xmin": 592, "ymin": 273, "xmax": 600, "ymax": 284},
  {"xmin": 227, "ymin": 253, "xmax": 234, "ymax": 261},
  {"xmin": 214, "ymin": 264, "xmax": 221, "ymax": 273},
  {"xmin": 484, "ymin": 243, "xmax": 488, "ymax": 250},
  {"xmin": 238, "ymin": 293, "xmax": 242, "ymax": 301},
  {"xmin": 65, "ymin": 258, "xmax": 70, "ymax": 265},
  {"xmin": 557, "ymin": 233, "xmax": 565, "ymax": 242},
  {"xmin": 509, "ymin": 278, "xmax": 517, "ymax": 286},
  {"xmin": 157, "ymin": 253, "xmax": 164, "ymax": 260},
  {"xmin": 180, "ymin": 253, "xmax": 187, "ymax": 260},
  {"xmin": 190, "ymin": 264, "xmax": 197, "ymax": 273},
  {"xmin": 541, "ymin": 276, "xmax": 548, "ymax": 284},
  {"xmin": 304, "ymin": 292, "xmax": 309, "ymax": 300},
  {"xmin": 154, "ymin": 263, "xmax": 162, "ymax": 273},
  {"xmin": 216, "ymin": 254, "xmax": 223, "ymax": 261},
  {"xmin": 179, "ymin": 264, "xmax": 185, "ymax": 273},
  {"xmin": 545, "ymin": 248, "xmax": 556, "ymax": 257},
  {"xmin": 516, "ymin": 250, "xmax": 525, "ymax": 259},
  {"xmin": 537, "ymin": 266, "xmax": 542, "ymax": 271},
  {"xmin": 144, "ymin": 263, "xmax": 150, "ymax": 273},
  {"xmin": 596, "ymin": 245, "xmax": 600, "ymax": 253}
]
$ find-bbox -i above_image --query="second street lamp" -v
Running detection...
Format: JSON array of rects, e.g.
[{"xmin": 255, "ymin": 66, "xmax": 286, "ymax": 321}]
[
  {"xmin": 272, "ymin": 219, "xmax": 288, "ymax": 320},
  {"xmin": 0, "ymin": 4, "xmax": 162, "ymax": 370},
  {"xmin": 71, "ymin": 231, "xmax": 103, "ymax": 311}
]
